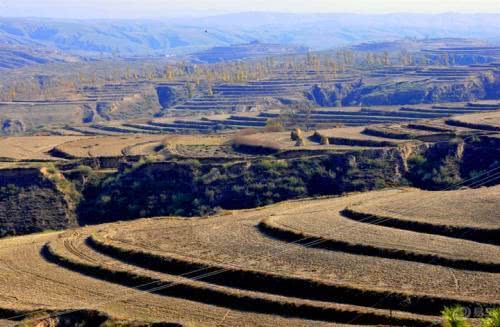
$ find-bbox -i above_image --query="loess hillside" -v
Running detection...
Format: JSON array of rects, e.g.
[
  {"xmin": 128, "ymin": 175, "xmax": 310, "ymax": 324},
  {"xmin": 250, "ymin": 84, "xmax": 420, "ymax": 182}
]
[
  {"xmin": 0, "ymin": 186, "xmax": 498, "ymax": 325},
  {"xmin": 0, "ymin": 33, "xmax": 499, "ymax": 327},
  {"xmin": 1, "ymin": 38, "xmax": 500, "ymax": 136}
]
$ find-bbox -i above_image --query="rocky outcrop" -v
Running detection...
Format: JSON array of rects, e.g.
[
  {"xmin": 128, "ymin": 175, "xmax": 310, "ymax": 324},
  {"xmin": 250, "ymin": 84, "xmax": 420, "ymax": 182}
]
[{"xmin": 0, "ymin": 168, "xmax": 77, "ymax": 237}]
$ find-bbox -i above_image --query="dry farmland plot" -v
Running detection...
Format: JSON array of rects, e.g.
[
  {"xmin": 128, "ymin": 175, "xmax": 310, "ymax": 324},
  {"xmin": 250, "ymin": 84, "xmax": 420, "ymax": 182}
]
[
  {"xmin": 95, "ymin": 190, "xmax": 500, "ymax": 303},
  {"xmin": 53, "ymin": 135, "xmax": 166, "ymax": 158},
  {"xmin": 0, "ymin": 230, "xmax": 343, "ymax": 327},
  {"xmin": 161, "ymin": 135, "xmax": 235, "ymax": 157},
  {"xmin": 232, "ymin": 129, "xmax": 396, "ymax": 152},
  {"xmin": 0, "ymin": 187, "xmax": 499, "ymax": 325},
  {"xmin": 446, "ymin": 110, "xmax": 500, "ymax": 131},
  {"xmin": 259, "ymin": 190, "xmax": 500, "ymax": 271},
  {"xmin": 316, "ymin": 127, "xmax": 415, "ymax": 146},
  {"xmin": 347, "ymin": 187, "xmax": 500, "ymax": 229},
  {"xmin": 0, "ymin": 136, "xmax": 89, "ymax": 160},
  {"xmin": 173, "ymin": 144, "xmax": 253, "ymax": 159}
]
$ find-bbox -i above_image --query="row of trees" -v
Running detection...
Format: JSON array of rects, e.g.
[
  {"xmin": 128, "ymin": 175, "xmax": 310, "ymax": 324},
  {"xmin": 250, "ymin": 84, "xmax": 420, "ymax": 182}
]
[
  {"xmin": 0, "ymin": 49, "xmax": 462, "ymax": 101},
  {"xmin": 0, "ymin": 76, "xmax": 76, "ymax": 102}
]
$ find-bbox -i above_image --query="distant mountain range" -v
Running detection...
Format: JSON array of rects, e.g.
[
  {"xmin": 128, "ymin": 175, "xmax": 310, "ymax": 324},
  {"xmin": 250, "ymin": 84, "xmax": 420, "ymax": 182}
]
[
  {"xmin": 190, "ymin": 41, "xmax": 309, "ymax": 63},
  {"xmin": 0, "ymin": 13, "xmax": 500, "ymax": 57},
  {"xmin": 0, "ymin": 45, "xmax": 81, "ymax": 69}
]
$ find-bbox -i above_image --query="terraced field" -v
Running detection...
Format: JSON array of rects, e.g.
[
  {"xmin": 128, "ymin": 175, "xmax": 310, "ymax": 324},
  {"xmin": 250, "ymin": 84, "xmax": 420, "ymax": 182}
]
[
  {"xmin": 76, "ymin": 101, "xmax": 500, "ymax": 136},
  {"xmin": 344, "ymin": 187, "xmax": 500, "ymax": 246},
  {"xmin": 51, "ymin": 135, "xmax": 165, "ymax": 158},
  {"xmin": 0, "ymin": 136, "xmax": 89, "ymax": 160},
  {"xmin": 446, "ymin": 110, "xmax": 500, "ymax": 131},
  {"xmin": 0, "ymin": 231, "xmax": 338, "ymax": 326},
  {"xmin": 0, "ymin": 103, "xmax": 498, "ymax": 163},
  {"xmin": 0, "ymin": 186, "xmax": 498, "ymax": 326},
  {"xmin": 159, "ymin": 134, "xmax": 243, "ymax": 158},
  {"xmin": 2, "ymin": 39, "xmax": 500, "ymax": 327}
]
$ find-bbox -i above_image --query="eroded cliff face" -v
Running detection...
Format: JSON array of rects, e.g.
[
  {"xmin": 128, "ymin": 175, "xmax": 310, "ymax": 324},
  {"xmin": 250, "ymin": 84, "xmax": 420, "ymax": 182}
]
[
  {"xmin": 306, "ymin": 72, "xmax": 500, "ymax": 107},
  {"xmin": 0, "ymin": 168, "xmax": 77, "ymax": 237},
  {"xmin": 96, "ymin": 87, "xmax": 162, "ymax": 121},
  {"xmin": 1, "ymin": 137, "xmax": 498, "ymax": 235},
  {"xmin": 156, "ymin": 85, "xmax": 181, "ymax": 109},
  {"xmin": 406, "ymin": 137, "xmax": 500, "ymax": 190},
  {"xmin": 460, "ymin": 135, "xmax": 500, "ymax": 185},
  {"xmin": 78, "ymin": 147, "xmax": 422, "ymax": 223}
]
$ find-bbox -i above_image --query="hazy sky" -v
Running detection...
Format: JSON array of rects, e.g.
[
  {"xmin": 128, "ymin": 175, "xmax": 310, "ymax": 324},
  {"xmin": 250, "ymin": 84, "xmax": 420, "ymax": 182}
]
[{"xmin": 1, "ymin": 0, "xmax": 500, "ymax": 18}]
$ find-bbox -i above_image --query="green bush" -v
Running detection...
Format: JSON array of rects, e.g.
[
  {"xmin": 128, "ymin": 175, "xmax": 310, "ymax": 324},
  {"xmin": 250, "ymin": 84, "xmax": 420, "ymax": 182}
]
[
  {"xmin": 407, "ymin": 146, "xmax": 462, "ymax": 190},
  {"xmin": 441, "ymin": 306, "xmax": 470, "ymax": 327},
  {"xmin": 78, "ymin": 151, "xmax": 423, "ymax": 224},
  {"xmin": 482, "ymin": 308, "xmax": 500, "ymax": 327}
]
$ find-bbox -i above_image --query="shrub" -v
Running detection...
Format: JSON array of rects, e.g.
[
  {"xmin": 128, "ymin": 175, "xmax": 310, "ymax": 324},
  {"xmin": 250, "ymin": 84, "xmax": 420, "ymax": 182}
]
[
  {"xmin": 264, "ymin": 119, "xmax": 285, "ymax": 132},
  {"xmin": 409, "ymin": 154, "xmax": 426, "ymax": 166},
  {"xmin": 40, "ymin": 163, "xmax": 81, "ymax": 204},
  {"xmin": 74, "ymin": 165, "xmax": 93, "ymax": 175},
  {"xmin": 407, "ymin": 149, "xmax": 462, "ymax": 190},
  {"xmin": 99, "ymin": 195, "xmax": 112, "ymax": 204},
  {"xmin": 481, "ymin": 308, "xmax": 500, "ymax": 327},
  {"xmin": 441, "ymin": 306, "xmax": 470, "ymax": 327},
  {"xmin": 255, "ymin": 159, "xmax": 288, "ymax": 171}
]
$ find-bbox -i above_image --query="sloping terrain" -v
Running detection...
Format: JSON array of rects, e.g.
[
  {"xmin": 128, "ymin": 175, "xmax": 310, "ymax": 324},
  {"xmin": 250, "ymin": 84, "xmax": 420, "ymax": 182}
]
[
  {"xmin": 0, "ymin": 186, "xmax": 498, "ymax": 325},
  {"xmin": 0, "ymin": 136, "xmax": 87, "ymax": 160},
  {"xmin": 0, "ymin": 230, "xmax": 335, "ymax": 327},
  {"xmin": 1, "ymin": 38, "xmax": 499, "ymax": 136},
  {"xmin": 0, "ymin": 45, "xmax": 79, "ymax": 70},
  {"xmin": 190, "ymin": 41, "xmax": 309, "ymax": 63},
  {"xmin": 446, "ymin": 110, "xmax": 500, "ymax": 131},
  {"xmin": 2, "ymin": 15, "xmax": 500, "ymax": 55},
  {"xmin": 0, "ymin": 167, "xmax": 77, "ymax": 237}
]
